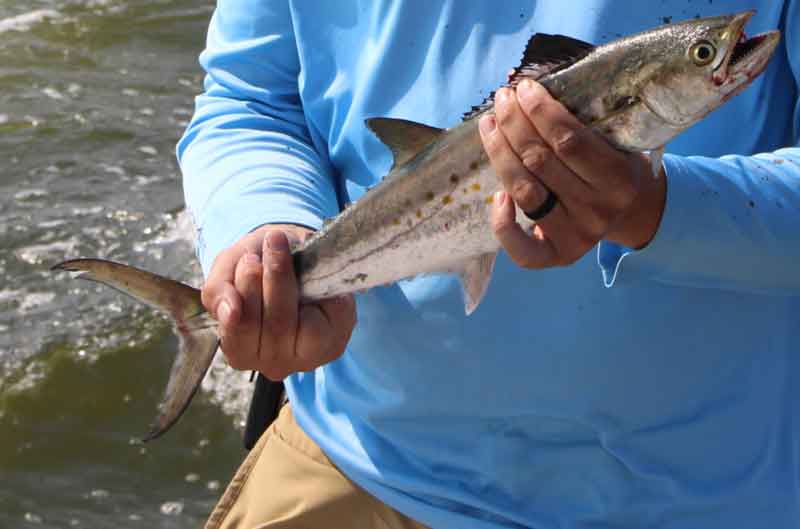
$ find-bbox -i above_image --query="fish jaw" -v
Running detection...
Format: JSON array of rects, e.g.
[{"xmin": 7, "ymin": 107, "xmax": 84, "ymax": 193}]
[
  {"xmin": 634, "ymin": 11, "xmax": 780, "ymax": 133},
  {"xmin": 715, "ymin": 30, "xmax": 781, "ymax": 98},
  {"xmin": 710, "ymin": 11, "xmax": 781, "ymax": 98}
]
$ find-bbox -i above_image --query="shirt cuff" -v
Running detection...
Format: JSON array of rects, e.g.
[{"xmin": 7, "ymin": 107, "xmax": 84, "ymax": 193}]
[
  {"xmin": 194, "ymin": 194, "xmax": 326, "ymax": 277},
  {"xmin": 597, "ymin": 153, "xmax": 695, "ymax": 287}
]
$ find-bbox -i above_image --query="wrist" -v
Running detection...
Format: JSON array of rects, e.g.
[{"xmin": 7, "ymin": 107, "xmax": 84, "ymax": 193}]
[{"xmin": 606, "ymin": 159, "xmax": 667, "ymax": 249}]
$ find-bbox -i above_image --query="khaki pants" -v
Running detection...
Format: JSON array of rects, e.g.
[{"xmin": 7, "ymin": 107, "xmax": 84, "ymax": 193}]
[{"xmin": 206, "ymin": 405, "xmax": 430, "ymax": 529}]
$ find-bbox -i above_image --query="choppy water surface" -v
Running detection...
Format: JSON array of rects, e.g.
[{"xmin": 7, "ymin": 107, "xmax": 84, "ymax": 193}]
[{"xmin": 0, "ymin": 1, "xmax": 248, "ymax": 527}]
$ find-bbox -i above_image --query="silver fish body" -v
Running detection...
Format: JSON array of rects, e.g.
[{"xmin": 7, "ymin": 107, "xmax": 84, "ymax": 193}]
[
  {"xmin": 296, "ymin": 11, "xmax": 779, "ymax": 305},
  {"xmin": 53, "ymin": 12, "xmax": 780, "ymax": 440}
]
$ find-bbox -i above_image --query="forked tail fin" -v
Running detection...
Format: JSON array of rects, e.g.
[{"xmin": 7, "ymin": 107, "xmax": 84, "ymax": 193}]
[{"xmin": 52, "ymin": 258, "xmax": 219, "ymax": 441}]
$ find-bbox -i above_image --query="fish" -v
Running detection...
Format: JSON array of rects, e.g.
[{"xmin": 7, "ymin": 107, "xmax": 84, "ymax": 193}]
[{"xmin": 53, "ymin": 12, "xmax": 780, "ymax": 440}]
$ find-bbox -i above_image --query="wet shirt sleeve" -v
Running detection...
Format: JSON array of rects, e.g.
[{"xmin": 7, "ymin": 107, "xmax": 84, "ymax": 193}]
[
  {"xmin": 177, "ymin": 0, "xmax": 339, "ymax": 276},
  {"xmin": 598, "ymin": 4, "xmax": 800, "ymax": 295}
]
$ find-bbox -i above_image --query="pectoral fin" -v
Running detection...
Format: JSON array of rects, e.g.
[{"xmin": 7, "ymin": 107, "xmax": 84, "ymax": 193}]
[
  {"xmin": 458, "ymin": 252, "xmax": 497, "ymax": 315},
  {"xmin": 649, "ymin": 146, "xmax": 665, "ymax": 178},
  {"xmin": 52, "ymin": 259, "xmax": 218, "ymax": 441}
]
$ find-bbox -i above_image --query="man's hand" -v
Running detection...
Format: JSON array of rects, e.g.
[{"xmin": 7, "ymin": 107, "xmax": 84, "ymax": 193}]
[
  {"xmin": 201, "ymin": 224, "xmax": 357, "ymax": 381},
  {"xmin": 479, "ymin": 79, "xmax": 667, "ymax": 268}
]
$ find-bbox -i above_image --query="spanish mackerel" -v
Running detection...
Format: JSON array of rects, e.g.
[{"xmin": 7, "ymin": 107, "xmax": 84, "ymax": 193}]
[{"xmin": 53, "ymin": 12, "xmax": 780, "ymax": 440}]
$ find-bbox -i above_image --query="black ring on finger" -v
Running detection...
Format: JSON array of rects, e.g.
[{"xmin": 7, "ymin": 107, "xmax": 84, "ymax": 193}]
[{"xmin": 523, "ymin": 189, "xmax": 559, "ymax": 221}]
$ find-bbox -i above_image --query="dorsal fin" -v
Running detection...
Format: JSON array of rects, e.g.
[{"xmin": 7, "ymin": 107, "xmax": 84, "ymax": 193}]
[
  {"xmin": 463, "ymin": 33, "xmax": 595, "ymax": 120},
  {"xmin": 366, "ymin": 117, "xmax": 444, "ymax": 170}
]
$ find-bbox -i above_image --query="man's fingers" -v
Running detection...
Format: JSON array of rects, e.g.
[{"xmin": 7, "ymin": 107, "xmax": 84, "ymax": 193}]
[
  {"xmin": 317, "ymin": 295, "xmax": 357, "ymax": 361},
  {"xmin": 202, "ymin": 281, "xmax": 241, "ymax": 329},
  {"xmin": 201, "ymin": 228, "xmax": 268, "ymax": 320},
  {"xmin": 494, "ymin": 87, "xmax": 544, "ymax": 164},
  {"xmin": 516, "ymin": 80, "xmax": 628, "ymax": 188},
  {"xmin": 205, "ymin": 280, "xmax": 245, "ymax": 367},
  {"xmin": 294, "ymin": 304, "xmax": 335, "ymax": 372},
  {"xmin": 223, "ymin": 252, "xmax": 263, "ymax": 368},
  {"xmin": 234, "ymin": 253, "xmax": 263, "ymax": 325},
  {"xmin": 261, "ymin": 230, "xmax": 299, "ymax": 365},
  {"xmin": 479, "ymin": 114, "xmax": 549, "ymax": 214},
  {"xmin": 490, "ymin": 191, "xmax": 558, "ymax": 268},
  {"xmin": 201, "ymin": 250, "xmax": 241, "ymax": 324},
  {"xmin": 294, "ymin": 295, "xmax": 356, "ymax": 372}
]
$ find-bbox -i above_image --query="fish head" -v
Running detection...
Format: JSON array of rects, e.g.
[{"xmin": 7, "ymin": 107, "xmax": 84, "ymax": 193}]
[{"xmin": 638, "ymin": 11, "xmax": 780, "ymax": 128}]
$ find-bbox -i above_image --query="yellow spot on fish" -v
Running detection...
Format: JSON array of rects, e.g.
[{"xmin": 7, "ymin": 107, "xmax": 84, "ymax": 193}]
[
  {"xmin": 393, "ymin": 218, "xmax": 401, "ymax": 225},
  {"xmin": 416, "ymin": 209, "xmax": 422, "ymax": 218},
  {"xmin": 471, "ymin": 183, "xmax": 481, "ymax": 192},
  {"xmin": 442, "ymin": 195, "xmax": 453, "ymax": 205},
  {"xmin": 485, "ymin": 195, "xmax": 494, "ymax": 204}
]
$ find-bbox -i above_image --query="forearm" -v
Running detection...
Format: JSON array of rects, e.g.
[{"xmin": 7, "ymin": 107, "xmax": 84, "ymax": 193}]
[
  {"xmin": 178, "ymin": 1, "xmax": 339, "ymax": 275},
  {"xmin": 179, "ymin": 95, "xmax": 339, "ymax": 275},
  {"xmin": 599, "ymin": 148, "xmax": 800, "ymax": 294}
]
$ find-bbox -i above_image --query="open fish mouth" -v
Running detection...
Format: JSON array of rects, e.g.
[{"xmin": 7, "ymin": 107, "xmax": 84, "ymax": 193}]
[{"xmin": 714, "ymin": 11, "xmax": 781, "ymax": 89}]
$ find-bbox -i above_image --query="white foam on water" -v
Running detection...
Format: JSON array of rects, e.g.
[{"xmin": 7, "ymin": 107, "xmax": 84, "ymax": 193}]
[
  {"xmin": 15, "ymin": 239, "xmax": 79, "ymax": 265},
  {"xmin": 19, "ymin": 292, "xmax": 56, "ymax": 313},
  {"xmin": 159, "ymin": 501, "xmax": 184, "ymax": 516},
  {"xmin": 0, "ymin": 9, "xmax": 61, "ymax": 34}
]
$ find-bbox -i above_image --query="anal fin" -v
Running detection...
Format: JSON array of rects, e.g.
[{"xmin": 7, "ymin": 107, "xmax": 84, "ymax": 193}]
[
  {"xmin": 649, "ymin": 147, "xmax": 665, "ymax": 178},
  {"xmin": 458, "ymin": 252, "xmax": 498, "ymax": 315}
]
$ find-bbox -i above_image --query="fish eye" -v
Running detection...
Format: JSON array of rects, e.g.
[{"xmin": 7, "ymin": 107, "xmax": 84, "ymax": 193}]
[{"xmin": 690, "ymin": 40, "xmax": 717, "ymax": 66}]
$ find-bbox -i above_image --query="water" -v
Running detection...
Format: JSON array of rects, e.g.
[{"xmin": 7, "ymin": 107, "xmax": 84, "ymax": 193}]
[{"xmin": 0, "ymin": 1, "xmax": 250, "ymax": 527}]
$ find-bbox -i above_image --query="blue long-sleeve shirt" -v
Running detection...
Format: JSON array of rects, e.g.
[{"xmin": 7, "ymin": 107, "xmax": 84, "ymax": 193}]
[{"xmin": 179, "ymin": 1, "xmax": 800, "ymax": 527}]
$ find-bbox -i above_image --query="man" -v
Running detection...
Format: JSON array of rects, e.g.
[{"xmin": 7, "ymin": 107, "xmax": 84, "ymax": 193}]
[{"xmin": 179, "ymin": 1, "xmax": 800, "ymax": 527}]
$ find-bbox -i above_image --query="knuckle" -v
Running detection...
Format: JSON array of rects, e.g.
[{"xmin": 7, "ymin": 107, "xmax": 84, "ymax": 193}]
[
  {"xmin": 583, "ymin": 207, "xmax": 612, "ymax": 240},
  {"xmin": 263, "ymin": 366, "xmax": 288, "ymax": 381},
  {"xmin": 481, "ymin": 131, "xmax": 501, "ymax": 157},
  {"xmin": 265, "ymin": 253, "xmax": 292, "ymax": 276},
  {"xmin": 552, "ymin": 127, "xmax": 583, "ymax": 157},
  {"xmin": 510, "ymin": 178, "xmax": 542, "ymax": 209},
  {"xmin": 610, "ymin": 181, "xmax": 638, "ymax": 210},
  {"xmin": 241, "ymin": 261, "xmax": 262, "ymax": 281},
  {"xmin": 520, "ymin": 144, "xmax": 550, "ymax": 175},
  {"xmin": 495, "ymin": 93, "xmax": 515, "ymax": 124},
  {"xmin": 519, "ymin": 89, "xmax": 545, "ymax": 116}
]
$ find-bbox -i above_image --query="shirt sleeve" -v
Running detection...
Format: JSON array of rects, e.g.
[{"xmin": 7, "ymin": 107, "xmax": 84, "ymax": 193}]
[
  {"xmin": 598, "ymin": 4, "xmax": 800, "ymax": 295},
  {"xmin": 177, "ymin": 0, "xmax": 340, "ymax": 276}
]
